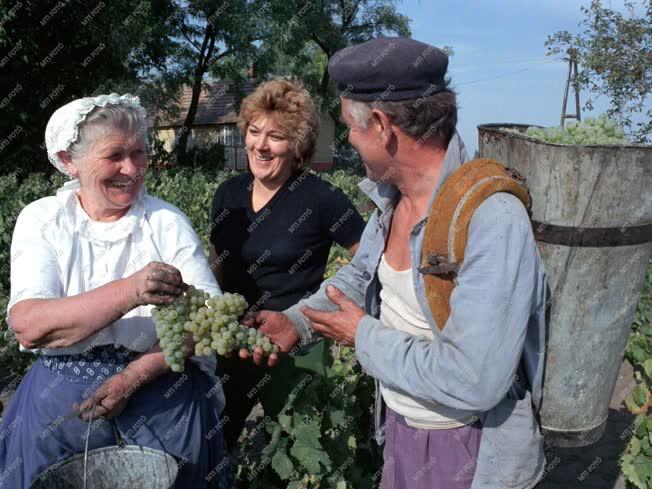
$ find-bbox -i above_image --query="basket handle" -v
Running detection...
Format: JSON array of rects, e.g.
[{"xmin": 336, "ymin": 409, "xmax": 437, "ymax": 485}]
[
  {"xmin": 82, "ymin": 403, "xmax": 123, "ymax": 489},
  {"xmin": 82, "ymin": 402, "xmax": 97, "ymax": 489}
]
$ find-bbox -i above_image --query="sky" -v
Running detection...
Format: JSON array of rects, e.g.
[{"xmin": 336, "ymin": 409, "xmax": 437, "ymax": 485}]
[{"xmin": 395, "ymin": 0, "xmax": 645, "ymax": 155}]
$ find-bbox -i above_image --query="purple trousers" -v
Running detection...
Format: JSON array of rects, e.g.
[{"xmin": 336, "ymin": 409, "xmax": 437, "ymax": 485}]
[{"xmin": 380, "ymin": 408, "xmax": 482, "ymax": 489}]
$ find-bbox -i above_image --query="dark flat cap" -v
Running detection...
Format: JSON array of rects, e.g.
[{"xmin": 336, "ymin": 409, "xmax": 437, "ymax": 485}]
[{"xmin": 328, "ymin": 37, "xmax": 449, "ymax": 102}]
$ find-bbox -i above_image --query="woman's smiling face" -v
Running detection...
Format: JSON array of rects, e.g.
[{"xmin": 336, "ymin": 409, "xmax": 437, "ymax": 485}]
[
  {"xmin": 245, "ymin": 114, "xmax": 295, "ymax": 184},
  {"xmin": 68, "ymin": 128, "xmax": 148, "ymax": 219}
]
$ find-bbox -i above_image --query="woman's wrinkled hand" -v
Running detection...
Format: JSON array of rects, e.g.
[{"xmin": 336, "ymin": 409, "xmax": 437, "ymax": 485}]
[
  {"xmin": 129, "ymin": 261, "xmax": 187, "ymax": 306},
  {"xmin": 78, "ymin": 368, "xmax": 144, "ymax": 420}
]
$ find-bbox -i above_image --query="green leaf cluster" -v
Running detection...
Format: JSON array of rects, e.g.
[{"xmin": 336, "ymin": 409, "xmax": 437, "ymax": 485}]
[
  {"xmin": 235, "ymin": 344, "xmax": 381, "ymax": 489},
  {"xmin": 621, "ymin": 415, "xmax": 652, "ymax": 488},
  {"xmin": 622, "ymin": 262, "xmax": 652, "ymax": 488}
]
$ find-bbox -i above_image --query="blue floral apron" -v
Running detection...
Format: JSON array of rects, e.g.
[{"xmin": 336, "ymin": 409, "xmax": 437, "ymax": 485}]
[{"xmin": 0, "ymin": 346, "xmax": 232, "ymax": 489}]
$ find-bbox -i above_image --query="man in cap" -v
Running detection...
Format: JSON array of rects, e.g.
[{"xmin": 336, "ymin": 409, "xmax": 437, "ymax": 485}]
[{"xmin": 244, "ymin": 37, "xmax": 548, "ymax": 489}]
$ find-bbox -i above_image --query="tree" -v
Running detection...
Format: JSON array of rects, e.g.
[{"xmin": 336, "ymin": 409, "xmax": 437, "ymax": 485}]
[
  {"xmin": 164, "ymin": 0, "xmax": 411, "ymax": 164},
  {"xmin": 169, "ymin": 0, "xmax": 266, "ymax": 164},
  {"xmin": 546, "ymin": 0, "xmax": 651, "ymax": 143},
  {"xmin": 0, "ymin": 0, "xmax": 182, "ymax": 175},
  {"xmin": 254, "ymin": 0, "xmax": 411, "ymax": 116}
]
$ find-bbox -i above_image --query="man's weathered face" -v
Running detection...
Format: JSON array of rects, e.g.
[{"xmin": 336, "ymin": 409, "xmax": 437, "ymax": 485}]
[{"xmin": 340, "ymin": 98, "xmax": 391, "ymax": 182}]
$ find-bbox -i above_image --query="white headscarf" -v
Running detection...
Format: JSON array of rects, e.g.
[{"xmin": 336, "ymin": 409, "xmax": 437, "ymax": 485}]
[{"xmin": 44, "ymin": 93, "xmax": 146, "ymax": 177}]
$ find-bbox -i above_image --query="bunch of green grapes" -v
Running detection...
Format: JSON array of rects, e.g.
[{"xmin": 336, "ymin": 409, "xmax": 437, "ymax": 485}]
[
  {"xmin": 188, "ymin": 292, "xmax": 277, "ymax": 357},
  {"xmin": 152, "ymin": 286, "xmax": 208, "ymax": 372},
  {"xmin": 151, "ymin": 286, "xmax": 278, "ymax": 372},
  {"xmin": 509, "ymin": 114, "xmax": 630, "ymax": 145}
]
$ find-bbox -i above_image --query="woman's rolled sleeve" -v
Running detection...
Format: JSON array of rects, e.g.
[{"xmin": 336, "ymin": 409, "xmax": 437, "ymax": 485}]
[{"xmin": 7, "ymin": 204, "xmax": 63, "ymax": 320}]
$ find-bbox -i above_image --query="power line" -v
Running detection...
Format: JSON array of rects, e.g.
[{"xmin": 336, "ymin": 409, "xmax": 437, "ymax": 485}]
[{"xmin": 455, "ymin": 58, "xmax": 561, "ymax": 87}]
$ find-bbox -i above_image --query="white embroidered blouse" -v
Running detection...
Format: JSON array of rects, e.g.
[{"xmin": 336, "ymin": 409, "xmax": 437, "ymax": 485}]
[{"xmin": 7, "ymin": 179, "xmax": 220, "ymax": 387}]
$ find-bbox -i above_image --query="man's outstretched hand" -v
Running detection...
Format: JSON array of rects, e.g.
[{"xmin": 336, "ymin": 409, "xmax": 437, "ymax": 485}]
[
  {"xmin": 239, "ymin": 310, "xmax": 300, "ymax": 366},
  {"xmin": 301, "ymin": 285, "xmax": 365, "ymax": 347}
]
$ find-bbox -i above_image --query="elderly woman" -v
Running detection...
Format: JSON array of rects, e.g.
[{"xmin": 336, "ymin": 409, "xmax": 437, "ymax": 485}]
[
  {"xmin": 0, "ymin": 94, "xmax": 232, "ymax": 489},
  {"xmin": 209, "ymin": 78, "xmax": 366, "ymax": 448}
]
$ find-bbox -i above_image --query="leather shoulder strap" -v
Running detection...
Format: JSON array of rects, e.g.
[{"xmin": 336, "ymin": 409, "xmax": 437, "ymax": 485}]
[{"xmin": 419, "ymin": 159, "xmax": 531, "ymax": 330}]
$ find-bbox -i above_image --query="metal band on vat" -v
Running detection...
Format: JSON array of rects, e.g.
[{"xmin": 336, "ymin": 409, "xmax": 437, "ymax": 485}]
[{"xmin": 531, "ymin": 221, "xmax": 652, "ymax": 247}]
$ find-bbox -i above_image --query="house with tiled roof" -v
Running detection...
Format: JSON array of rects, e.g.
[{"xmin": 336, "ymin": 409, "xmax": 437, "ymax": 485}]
[{"xmin": 153, "ymin": 81, "xmax": 335, "ymax": 171}]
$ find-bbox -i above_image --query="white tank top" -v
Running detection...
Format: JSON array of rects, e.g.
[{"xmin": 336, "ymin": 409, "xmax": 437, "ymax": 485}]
[{"xmin": 377, "ymin": 254, "xmax": 477, "ymax": 429}]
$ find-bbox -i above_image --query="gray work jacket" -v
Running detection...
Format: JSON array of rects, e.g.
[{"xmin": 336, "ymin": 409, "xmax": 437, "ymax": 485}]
[{"xmin": 286, "ymin": 132, "xmax": 548, "ymax": 488}]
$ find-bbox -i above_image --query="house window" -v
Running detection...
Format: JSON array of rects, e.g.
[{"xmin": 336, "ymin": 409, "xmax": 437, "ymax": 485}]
[{"xmin": 218, "ymin": 124, "xmax": 247, "ymax": 170}]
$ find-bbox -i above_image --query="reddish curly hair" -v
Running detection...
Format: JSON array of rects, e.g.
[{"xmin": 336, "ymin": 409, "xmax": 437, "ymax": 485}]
[{"xmin": 238, "ymin": 78, "xmax": 320, "ymax": 168}]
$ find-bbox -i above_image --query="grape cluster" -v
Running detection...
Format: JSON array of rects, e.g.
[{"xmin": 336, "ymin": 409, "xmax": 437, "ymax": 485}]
[
  {"xmin": 508, "ymin": 114, "xmax": 629, "ymax": 145},
  {"xmin": 151, "ymin": 286, "xmax": 278, "ymax": 372}
]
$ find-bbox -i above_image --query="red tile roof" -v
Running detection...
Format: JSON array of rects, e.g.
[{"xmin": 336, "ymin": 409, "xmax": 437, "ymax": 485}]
[{"xmin": 156, "ymin": 80, "xmax": 258, "ymax": 127}]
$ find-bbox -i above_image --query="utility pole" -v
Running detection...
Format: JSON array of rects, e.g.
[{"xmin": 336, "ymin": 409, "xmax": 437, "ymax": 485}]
[{"xmin": 560, "ymin": 48, "xmax": 581, "ymax": 127}]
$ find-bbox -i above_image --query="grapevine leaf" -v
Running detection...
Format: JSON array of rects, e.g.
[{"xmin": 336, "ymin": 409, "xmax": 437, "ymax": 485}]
[
  {"xmin": 643, "ymin": 436, "xmax": 652, "ymax": 457},
  {"xmin": 325, "ymin": 366, "xmax": 339, "ymax": 378},
  {"xmin": 621, "ymin": 452, "xmax": 652, "ymax": 489},
  {"xmin": 290, "ymin": 442, "xmax": 332, "ymax": 474},
  {"xmin": 291, "ymin": 420, "xmax": 328, "ymax": 471},
  {"xmin": 626, "ymin": 387, "xmax": 650, "ymax": 414},
  {"xmin": 293, "ymin": 419, "xmax": 322, "ymax": 448},
  {"xmin": 636, "ymin": 416, "xmax": 649, "ymax": 438},
  {"xmin": 336, "ymin": 480, "xmax": 347, "ymax": 489},
  {"xmin": 626, "ymin": 393, "xmax": 641, "ymax": 414},
  {"xmin": 633, "ymin": 456, "xmax": 652, "ymax": 486},
  {"xmin": 278, "ymin": 414, "xmax": 292, "ymax": 431},
  {"xmin": 630, "ymin": 344, "xmax": 648, "ymax": 364},
  {"xmin": 329, "ymin": 409, "xmax": 347, "ymax": 428},
  {"xmin": 265, "ymin": 420, "xmax": 281, "ymax": 436},
  {"xmin": 621, "ymin": 454, "xmax": 641, "ymax": 488},
  {"xmin": 347, "ymin": 434, "xmax": 357, "ymax": 449},
  {"xmin": 261, "ymin": 423, "xmax": 282, "ymax": 459},
  {"xmin": 631, "ymin": 436, "xmax": 641, "ymax": 456},
  {"xmin": 287, "ymin": 482, "xmax": 303, "ymax": 489},
  {"xmin": 271, "ymin": 439, "xmax": 295, "ymax": 480},
  {"xmin": 633, "ymin": 385, "xmax": 649, "ymax": 406},
  {"xmin": 639, "ymin": 322, "xmax": 652, "ymax": 336},
  {"xmin": 644, "ymin": 359, "xmax": 652, "ymax": 379},
  {"xmin": 292, "ymin": 413, "xmax": 304, "ymax": 429}
]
